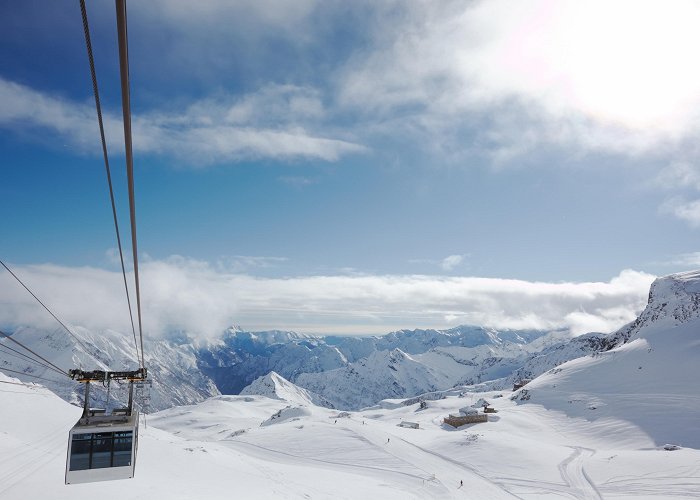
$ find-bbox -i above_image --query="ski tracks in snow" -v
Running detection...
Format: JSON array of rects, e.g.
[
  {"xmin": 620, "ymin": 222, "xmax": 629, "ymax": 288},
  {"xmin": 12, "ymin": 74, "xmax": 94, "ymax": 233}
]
[
  {"xmin": 493, "ymin": 445, "xmax": 601, "ymax": 499},
  {"xmin": 557, "ymin": 447, "xmax": 601, "ymax": 500},
  {"xmin": 389, "ymin": 434, "xmax": 520, "ymax": 499}
]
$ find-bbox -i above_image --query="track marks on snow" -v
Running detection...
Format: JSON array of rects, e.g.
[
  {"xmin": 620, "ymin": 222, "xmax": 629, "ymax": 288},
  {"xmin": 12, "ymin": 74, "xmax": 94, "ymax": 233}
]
[{"xmin": 557, "ymin": 447, "xmax": 601, "ymax": 500}]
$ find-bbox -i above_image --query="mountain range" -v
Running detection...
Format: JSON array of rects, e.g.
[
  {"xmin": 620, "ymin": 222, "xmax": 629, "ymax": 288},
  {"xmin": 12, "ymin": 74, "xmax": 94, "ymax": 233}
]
[{"xmin": 2, "ymin": 271, "xmax": 698, "ymax": 414}]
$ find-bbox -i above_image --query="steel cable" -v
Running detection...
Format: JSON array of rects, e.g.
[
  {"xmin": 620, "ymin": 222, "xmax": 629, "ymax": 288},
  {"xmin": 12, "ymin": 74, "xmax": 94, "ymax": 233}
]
[
  {"xmin": 0, "ymin": 260, "xmax": 99, "ymax": 362},
  {"xmin": 0, "ymin": 343, "xmax": 68, "ymax": 378},
  {"xmin": 0, "ymin": 329, "xmax": 69, "ymax": 377},
  {"xmin": 79, "ymin": 0, "xmax": 141, "ymax": 369},
  {"xmin": 0, "ymin": 366, "xmax": 66, "ymax": 384},
  {"xmin": 115, "ymin": 0, "xmax": 146, "ymax": 369}
]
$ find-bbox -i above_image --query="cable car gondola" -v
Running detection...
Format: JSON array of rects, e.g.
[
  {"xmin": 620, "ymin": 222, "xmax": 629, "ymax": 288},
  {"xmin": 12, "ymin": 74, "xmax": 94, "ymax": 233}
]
[
  {"xmin": 65, "ymin": 0, "xmax": 149, "ymax": 485},
  {"xmin": 65, "ymin": 369, "xmax": 145, "ymax": 485}
]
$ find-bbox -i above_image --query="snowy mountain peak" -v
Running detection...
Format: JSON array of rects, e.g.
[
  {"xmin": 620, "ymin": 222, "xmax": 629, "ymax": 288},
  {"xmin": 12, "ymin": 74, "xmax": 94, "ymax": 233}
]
[
  {"xmin": 389, "ymin": 348, "xmax": 412, "ymax": 362},
  {"xmin": 513, "ymin": 269, "xmax": 700, "ymax": 448},
  {"xmin": 240, "ymin": 371, "xmax": 334, "ymax": 408},
  {"xmin": 608, "ymin": 270, "xmax": 700, "ymax": 347},
  {"xmin": 222, "ymin": 327, "xmax": 316, "ymax": 345},
  {"xmin": 649, "ymin": 270, "xmax": 700, "ymax": 307}
]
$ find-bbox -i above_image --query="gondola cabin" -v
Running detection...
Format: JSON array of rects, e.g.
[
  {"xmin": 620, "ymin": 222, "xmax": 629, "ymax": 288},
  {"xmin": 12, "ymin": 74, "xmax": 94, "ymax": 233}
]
[
  {"xmin": 65, "ymin": 368, "xmax": 146, "ymax": 485},
  {"xmin": 65, "ymin": 409, "xmax": 139, "ymax": 484}
]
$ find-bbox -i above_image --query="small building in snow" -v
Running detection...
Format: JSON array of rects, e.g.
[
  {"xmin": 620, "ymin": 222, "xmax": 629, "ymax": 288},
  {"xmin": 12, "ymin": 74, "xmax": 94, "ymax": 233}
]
[{"xmin": 443, "ymin": 413, "xmax": 488, "ymax": 427}]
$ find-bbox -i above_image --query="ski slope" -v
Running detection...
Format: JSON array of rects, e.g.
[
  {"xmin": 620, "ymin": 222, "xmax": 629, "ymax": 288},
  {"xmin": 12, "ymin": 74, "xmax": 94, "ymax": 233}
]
[{"xmin": 2, "ymin": 369, "xmax": 699, "ymax": 499}]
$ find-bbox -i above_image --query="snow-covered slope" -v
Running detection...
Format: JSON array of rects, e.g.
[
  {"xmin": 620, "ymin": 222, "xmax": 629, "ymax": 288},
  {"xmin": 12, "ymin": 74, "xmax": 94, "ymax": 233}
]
[
  {"xmin": 514, "ymin": 270, "xmax": 700, "ymax": 448},
  {"xmin": 196, "ymin": 325, "xmax": 560, "ymax": 395},
  {"xmin": 165, "ymin": 324, "xmax": 575, "ymax": 410},
  {"xmin": 240, "ymin": 371, "xmax": 334, "ymax": 408},
  {"xmin": 3, "ymin": 367, "xmax": 700, "ymax": 499},
  {"xmin": 295, "ymin": 348, "xmax": 445, "ymax": 410},
  {"xmin": 293, "ymin": 335, "xmax": 605, "ymax": 410}
]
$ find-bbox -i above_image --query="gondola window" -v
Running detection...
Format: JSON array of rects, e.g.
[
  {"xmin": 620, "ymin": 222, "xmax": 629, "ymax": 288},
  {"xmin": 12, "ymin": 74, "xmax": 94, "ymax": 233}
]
[{"xmin": 69, "ymin": 431, "xmax": 133, "ymax": 471}]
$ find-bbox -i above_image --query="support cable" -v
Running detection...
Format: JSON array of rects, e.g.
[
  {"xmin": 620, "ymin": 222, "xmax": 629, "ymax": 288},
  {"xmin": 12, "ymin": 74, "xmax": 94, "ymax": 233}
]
[
  {"xmin": 0, "ymin": 379, "xmax": 42, "ymax": 388},
  {"xmin": 0, "ymin": 260, "xmax": 100, "ymax": 364},
  {"xmin": 79, "ymin": 0, "xmax": 141, "ymax": 368},
  {"xmin": 0, "ymin": 366, "xmax": 65, "ymax": 384},
  {"xmin": 0, "ymin": 329, "xmax": 69, "ymax": 378},
  {"xmin": 0, "ymin": 343, "xmax": 68, "ymax": 378},
  {"xmin": 116, "ymin": 0, "xmax": 146, "ymax": 369}
]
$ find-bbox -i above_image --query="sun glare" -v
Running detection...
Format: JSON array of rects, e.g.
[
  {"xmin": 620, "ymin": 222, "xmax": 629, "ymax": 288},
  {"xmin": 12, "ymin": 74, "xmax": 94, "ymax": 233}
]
[
  {"xmin": 562, "ymin": 1, "xmax": 700, "ymax": 129},
  {"xmin": 487, "ymin": 0, "xmax": 700, "ymax": 131}
]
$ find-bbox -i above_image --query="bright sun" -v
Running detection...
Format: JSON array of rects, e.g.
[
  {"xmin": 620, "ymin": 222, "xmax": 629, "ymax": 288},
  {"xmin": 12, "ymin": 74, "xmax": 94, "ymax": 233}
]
[{"xmin": 480, "ymin": 0, "xmax": 700, "ymax": 132}]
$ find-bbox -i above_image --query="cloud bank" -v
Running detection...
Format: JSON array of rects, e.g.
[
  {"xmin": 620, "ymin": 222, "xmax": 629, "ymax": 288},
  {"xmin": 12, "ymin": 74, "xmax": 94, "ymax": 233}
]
[
  {"xmin": 0, "ymin": 78, "xmax": 364, "ymax": 164},
  {"xmin": 6, "ymin": 0, "xmax": 700, "ymax": 181},
  {"xmin": 0, "ymin": 257, "xmax": 655, "ymax": 338},
  {"xmin": 338, "ymin": 0, "xmax": 700, "ymax": 161}
]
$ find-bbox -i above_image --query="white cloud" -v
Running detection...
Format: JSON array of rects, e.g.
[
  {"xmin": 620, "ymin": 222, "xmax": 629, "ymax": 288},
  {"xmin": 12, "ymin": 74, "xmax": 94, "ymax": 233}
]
[
  {"xmin": 0, "ymin": 78, "xmax": 101, "ymax": 150},
  {"xmin": 337, "ymin": 0, "xmax": 700, "ymax": 161},
  {"xmin": 9, "ymin": 0, "xmax": 700, "ymax": 167},
  {"xmin": 660, "ymin": 197, "xmax": 700, "ymax": 227},
  {"xmin": 655, "ymin": 162, "xmax": 700, "ymax": 191},
  {"xmin": 409, "ymin": 254, "xmax": 469, "ymax": 272},
  {"xmin": 0, "ymin": 258, "xmax": 655, "ymax": 338},
  {"xmin": 440, "ymin": 254, "xmax": 464, "ymax": 271},
  {"xmin": 654, "ymin": 163, "xmax": 700, "ymax": 228},
  {"xmin": 214, "ymin": 255, "xmax": 288, "ymax": 273},
  {"xmin": 663, "ymin": 252, "xmax": 700, "ymax": 268},
  {"xmin": 0, "ymin": 77, "xmax": 365, "ymax": 164}
]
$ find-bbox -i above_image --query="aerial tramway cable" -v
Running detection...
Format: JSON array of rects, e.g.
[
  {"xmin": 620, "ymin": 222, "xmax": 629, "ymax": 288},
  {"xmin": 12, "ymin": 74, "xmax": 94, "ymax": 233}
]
[
  {"xmin": 0, "ymin": 342, "xmax": 68, "ymax": 378},
  {"xmin": 0, "ymin": 328, "xmax": 69, "ymax": 378},
  {"xmin": 0, "ymin": 1, "xmax": 151, "ymax": 483},
  {"xmin": 1, "ymin": 12, "xmax": 150, "ymax": 480},
  {"xmin": 79, "ymin": 0, "xmax": 141, "ymax": 368},
  {"xmin": 115, "ymin": 0, "xmax": 146, "ymax": 370},
  {"xmin": 0, "ymin": 379, "xmax": 45, "ymax": 388},
  {"xmin": 0, "ymin": 260, "xmax": 95, "ymax": 358},
  {"xmin": 0, "ymin": 366, "xmax": 66, "ymax": 385}
]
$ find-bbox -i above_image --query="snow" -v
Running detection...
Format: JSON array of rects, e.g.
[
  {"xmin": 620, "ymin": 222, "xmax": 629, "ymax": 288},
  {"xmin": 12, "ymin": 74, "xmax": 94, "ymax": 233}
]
[
  {"xmin": 514, "ymin": 321, "xmax": 700, "ymax": 448},
  {"xmin": 3, "ymin": 365, "xmax": 700, "ymax": 499},
  {"xmin": 1, "ymin": 322, "xmax": 582, "ymax": 412},
  {"xmin": 240, "ymin": 370, "xmax": 334, "ymax": 408},
  {"xmin": 2, "ymin": 270, "xmax": 700, "ymax": 498},
  {"xmin": 512, "ymin": 271, "xmax": 700, "ymax": 449}
]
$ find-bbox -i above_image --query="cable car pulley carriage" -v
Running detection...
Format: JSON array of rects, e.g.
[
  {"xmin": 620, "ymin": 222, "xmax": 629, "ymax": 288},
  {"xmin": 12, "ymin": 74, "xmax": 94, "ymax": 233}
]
[{"xmin": 65, "ymin": 368, "xmax": 147, "ymax": 484}]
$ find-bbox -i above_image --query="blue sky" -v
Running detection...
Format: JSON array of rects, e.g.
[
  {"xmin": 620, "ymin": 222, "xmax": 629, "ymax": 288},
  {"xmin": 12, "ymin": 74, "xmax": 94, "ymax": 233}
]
[{"xmin": 2, "ymin": 0, "xmax": 700, "ymax": 336}]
